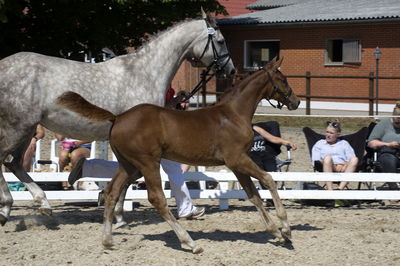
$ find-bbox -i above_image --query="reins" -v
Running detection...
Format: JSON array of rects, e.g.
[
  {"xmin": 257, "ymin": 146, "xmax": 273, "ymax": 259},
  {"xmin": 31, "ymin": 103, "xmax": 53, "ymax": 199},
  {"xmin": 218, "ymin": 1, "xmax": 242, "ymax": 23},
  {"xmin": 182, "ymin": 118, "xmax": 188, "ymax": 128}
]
[{"xmin": 184, "ymin": 20, "xmax": 232, "ymax": 101}]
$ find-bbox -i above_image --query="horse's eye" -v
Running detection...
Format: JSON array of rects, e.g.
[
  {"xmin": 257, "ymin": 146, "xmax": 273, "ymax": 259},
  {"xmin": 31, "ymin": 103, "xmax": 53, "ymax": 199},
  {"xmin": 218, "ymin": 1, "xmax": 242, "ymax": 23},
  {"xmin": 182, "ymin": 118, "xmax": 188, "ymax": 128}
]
[{"xmin": 217, "ymin": 39, "xmax": 225, "ymax": 45}]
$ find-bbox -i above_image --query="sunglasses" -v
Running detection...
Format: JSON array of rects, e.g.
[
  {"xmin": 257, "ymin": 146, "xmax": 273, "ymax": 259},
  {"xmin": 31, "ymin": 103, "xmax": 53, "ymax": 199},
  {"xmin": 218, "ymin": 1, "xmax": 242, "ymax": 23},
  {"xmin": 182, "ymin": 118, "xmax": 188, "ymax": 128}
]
[{"xmin": 326, "ymin": 121, "xmax": 340, "ymax": 128}]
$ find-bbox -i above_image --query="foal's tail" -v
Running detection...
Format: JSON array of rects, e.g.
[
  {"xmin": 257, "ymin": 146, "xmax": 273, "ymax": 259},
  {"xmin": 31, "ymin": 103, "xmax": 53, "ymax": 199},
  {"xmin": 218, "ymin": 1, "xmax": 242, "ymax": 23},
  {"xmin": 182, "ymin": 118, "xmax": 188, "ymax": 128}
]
[{"xmin": 56, "ymin": 91, "xmax": 116, "ymax": 122}]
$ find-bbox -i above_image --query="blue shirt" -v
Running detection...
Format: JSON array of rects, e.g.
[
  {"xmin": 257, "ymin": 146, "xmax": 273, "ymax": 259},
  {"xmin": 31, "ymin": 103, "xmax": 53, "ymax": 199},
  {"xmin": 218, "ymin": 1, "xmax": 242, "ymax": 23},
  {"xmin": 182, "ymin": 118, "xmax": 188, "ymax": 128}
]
[{"xmin": 311, "ymin": 139, "xmax": 356, "ymax": 165}]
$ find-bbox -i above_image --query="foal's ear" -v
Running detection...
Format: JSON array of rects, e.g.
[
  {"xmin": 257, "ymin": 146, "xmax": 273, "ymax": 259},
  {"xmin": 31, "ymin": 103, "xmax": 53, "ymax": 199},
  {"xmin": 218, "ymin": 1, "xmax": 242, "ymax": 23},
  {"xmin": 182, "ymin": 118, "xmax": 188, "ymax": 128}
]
[{"xmin": 275, "ymin": 56, "xmax": 284, "ymax": 68}]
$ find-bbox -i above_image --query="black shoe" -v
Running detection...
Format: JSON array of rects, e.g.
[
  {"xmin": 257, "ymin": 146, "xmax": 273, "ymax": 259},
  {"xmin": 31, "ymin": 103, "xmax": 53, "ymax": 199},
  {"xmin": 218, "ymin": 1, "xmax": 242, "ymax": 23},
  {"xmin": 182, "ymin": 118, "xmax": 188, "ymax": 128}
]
[{"xmin": 68, "ymin": 157, "xmax": 85, "ymax": 185}]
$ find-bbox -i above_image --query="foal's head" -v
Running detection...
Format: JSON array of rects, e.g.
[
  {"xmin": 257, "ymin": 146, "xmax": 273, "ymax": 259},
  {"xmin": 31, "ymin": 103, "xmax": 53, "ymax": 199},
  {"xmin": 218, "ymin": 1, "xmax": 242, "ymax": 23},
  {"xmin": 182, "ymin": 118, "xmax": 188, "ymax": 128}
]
[{"xmin": 262, "ymin": 57, "xmax": 300, "ymax": 110}]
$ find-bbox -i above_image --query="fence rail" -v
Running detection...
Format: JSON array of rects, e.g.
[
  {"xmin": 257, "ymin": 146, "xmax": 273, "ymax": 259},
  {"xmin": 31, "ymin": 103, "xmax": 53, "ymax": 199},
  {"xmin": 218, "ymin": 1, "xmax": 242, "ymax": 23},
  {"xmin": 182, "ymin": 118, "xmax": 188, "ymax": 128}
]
[
  {"xmin": 5, "ymin": 171, "xmax": 400, "ymax": 210},
  {"xmin": 203, "ymin": 71, "xmax": 400, "ymax": 115}
]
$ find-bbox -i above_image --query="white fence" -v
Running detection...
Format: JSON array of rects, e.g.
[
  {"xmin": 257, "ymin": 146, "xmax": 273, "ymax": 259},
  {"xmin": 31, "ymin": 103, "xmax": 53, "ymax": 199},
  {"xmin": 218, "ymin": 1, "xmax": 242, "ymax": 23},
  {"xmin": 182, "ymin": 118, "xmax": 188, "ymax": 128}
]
[{"xmin": 4, "ymin": 171, "xmax": 400, "ymax": 210}]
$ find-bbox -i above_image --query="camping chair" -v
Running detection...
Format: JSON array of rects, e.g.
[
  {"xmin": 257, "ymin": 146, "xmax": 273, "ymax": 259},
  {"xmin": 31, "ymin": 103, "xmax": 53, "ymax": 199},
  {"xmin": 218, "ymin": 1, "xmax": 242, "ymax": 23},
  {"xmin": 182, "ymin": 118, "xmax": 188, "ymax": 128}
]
[
  {"xmin": 302, "ymin": 126, "xmax": 369, "ymax": 189},
  {"xmin": 363, "ymin": 122, "xmax": 400, "ymax": 190}
]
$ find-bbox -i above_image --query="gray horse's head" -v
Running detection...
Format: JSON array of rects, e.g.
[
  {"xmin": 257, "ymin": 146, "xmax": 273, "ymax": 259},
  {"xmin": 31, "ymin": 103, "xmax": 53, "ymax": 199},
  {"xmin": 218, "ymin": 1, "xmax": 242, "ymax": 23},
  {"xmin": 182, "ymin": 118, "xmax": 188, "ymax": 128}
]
[{"xmin": 188, "ymin": 9, "xmax": 235, "ymax": 78}]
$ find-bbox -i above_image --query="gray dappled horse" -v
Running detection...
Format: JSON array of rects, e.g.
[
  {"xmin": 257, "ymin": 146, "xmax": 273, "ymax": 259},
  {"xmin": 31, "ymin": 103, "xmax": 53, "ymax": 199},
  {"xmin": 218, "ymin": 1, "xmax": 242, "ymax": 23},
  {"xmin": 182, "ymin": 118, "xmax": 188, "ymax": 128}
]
[{"xmin": 0, "ymin": 11, "xmax": 235, "ymax": 226}]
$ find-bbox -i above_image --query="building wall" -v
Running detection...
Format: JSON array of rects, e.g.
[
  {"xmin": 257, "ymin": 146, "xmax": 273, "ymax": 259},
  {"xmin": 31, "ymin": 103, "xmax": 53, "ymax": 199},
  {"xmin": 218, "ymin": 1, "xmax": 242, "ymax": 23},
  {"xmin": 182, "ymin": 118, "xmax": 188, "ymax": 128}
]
[{"xmin": 220, "ymin": 22, "xmax": 400, "ymax": 104}]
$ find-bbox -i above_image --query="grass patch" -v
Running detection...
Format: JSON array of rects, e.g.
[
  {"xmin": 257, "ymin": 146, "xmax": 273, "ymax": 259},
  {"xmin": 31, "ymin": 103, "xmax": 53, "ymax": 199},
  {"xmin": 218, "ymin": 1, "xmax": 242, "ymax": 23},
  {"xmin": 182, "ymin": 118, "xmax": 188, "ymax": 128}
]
[{"xmin": 252, "ymin": 116, "xmax": 375, "ymax": 131}]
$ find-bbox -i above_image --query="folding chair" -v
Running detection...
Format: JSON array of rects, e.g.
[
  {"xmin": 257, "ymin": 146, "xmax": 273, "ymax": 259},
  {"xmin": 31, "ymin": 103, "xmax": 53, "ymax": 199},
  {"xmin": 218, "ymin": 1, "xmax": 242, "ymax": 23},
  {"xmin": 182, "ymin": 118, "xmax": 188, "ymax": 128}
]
[
  {"xmin": 363, "ymin": 122, "xmax": 400, "ymax": 190},
  {"xmin": 302, "ymin": 126, "xmax": 369, "ymax": 189}
]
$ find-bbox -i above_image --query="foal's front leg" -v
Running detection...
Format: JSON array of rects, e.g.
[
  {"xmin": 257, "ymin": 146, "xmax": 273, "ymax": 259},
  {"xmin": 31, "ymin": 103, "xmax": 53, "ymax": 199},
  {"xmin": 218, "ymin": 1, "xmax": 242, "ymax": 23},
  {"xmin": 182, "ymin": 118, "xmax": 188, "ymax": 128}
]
[
  {"xmin": 228, "ymin": 154, "xmax": 291, "ymax": 244},
  {"xmin": 141, "ymin": 164, "xmax": 203, "ymax": 254}
]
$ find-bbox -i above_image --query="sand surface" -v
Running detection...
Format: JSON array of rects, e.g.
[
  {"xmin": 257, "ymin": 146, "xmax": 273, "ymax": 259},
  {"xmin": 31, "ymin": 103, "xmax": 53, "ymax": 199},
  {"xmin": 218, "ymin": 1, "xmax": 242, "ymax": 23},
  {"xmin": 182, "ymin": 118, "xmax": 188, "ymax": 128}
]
[{"xmin": 1, "ymin": 127, "xmax": 400, "ymax": 265}]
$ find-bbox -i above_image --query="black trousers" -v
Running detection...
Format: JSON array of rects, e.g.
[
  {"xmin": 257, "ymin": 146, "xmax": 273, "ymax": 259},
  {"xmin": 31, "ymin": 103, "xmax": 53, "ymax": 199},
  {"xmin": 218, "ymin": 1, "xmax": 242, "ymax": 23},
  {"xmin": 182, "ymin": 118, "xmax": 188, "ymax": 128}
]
[{"xmin": 378, "ymin": 153, "xmax": 400, "ymax": 189}]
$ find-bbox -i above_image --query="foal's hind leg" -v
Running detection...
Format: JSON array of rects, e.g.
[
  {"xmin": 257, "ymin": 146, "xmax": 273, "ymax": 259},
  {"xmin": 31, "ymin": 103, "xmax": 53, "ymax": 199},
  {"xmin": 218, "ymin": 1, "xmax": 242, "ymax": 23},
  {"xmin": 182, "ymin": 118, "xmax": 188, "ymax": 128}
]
[
  {"xmin": 228, "ymin": 154, "xmax": 291, "ymax": 243},
  {"xmin": 102, "ymin": 166, "xmax": 135, "ymax": 248},
  {"xmin": 114, "ymin": 183, "xmax": 130, "ymax": 229}
]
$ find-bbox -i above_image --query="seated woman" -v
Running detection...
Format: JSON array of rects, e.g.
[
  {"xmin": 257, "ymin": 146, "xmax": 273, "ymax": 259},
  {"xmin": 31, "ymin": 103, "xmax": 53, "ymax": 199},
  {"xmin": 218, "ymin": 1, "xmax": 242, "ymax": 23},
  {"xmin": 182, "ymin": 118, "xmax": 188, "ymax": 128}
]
[
  {"xmin": 311, "ymin": 121, "xmax": 358, "ymax": 190},
  {"xmin": 250, "ymin": 121, "xmax": 297, "ymax": 173},
  {"xmin": 367, "ymin": 102, "xmax": 400, "ymax": 190},
  {"xmin": 55, "ymin": 134, "xmax": 91, "ymax": 190}
]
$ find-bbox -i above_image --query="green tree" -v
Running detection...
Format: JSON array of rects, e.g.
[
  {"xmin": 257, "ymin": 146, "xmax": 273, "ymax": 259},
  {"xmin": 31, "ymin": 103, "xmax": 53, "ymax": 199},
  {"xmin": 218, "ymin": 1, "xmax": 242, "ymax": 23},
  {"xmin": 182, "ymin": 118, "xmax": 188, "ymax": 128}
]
[{"xmin": 0, "ymin": 0, "xmax": 226, "ymax": 60}]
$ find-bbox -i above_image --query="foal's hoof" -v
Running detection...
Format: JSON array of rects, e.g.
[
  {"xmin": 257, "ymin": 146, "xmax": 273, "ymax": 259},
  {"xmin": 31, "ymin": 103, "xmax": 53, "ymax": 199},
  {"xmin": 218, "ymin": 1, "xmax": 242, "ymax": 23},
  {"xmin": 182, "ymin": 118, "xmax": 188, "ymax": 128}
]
[
  {"xmin": 102, "ymin": 240, "xmax": 114, "ymax": 250},
  {"xmin": 115, "ymin": 221, "xmax": 128, "ymax": 229},
  {"xmin": 0, "ymin": 214, "xmax": 8, "ymax": 226},
  {"xmin": 278, "ymin": 228, "xmax": 293, "ymax": 246},
  {"xmin": 38, "ymin": 208, "xmax": 52, "ymax": 217},
  {"xmin": 192, "ymin": 246, "xmax": 204, "ymax": 254}
]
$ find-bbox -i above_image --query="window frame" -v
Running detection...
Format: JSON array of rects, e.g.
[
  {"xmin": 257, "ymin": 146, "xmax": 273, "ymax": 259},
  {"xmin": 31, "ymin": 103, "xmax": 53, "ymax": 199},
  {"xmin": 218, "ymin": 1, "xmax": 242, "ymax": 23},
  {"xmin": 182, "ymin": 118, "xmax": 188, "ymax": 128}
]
[
  {"xmin": 243, "ymin": 39, "xmax": 280, "ymax": 70},
  {"xmin": 325, "ymin": 38, "xmax": 362, "ymax": 66}
]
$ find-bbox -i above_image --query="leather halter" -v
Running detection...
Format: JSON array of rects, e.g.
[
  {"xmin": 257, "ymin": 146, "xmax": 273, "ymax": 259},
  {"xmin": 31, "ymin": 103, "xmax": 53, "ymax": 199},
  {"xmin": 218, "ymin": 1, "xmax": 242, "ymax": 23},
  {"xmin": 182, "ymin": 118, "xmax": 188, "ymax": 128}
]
[
  {"xmin": 191, "ymin": 20, "xmax": 231, "ymax": 73},
  {"xmin": 185, "ymin": 20, "xmax": 232, "ymax": 100},
  {"xmin": 264, "ymin": 69, "xmax": 293, "ymax": 109}
]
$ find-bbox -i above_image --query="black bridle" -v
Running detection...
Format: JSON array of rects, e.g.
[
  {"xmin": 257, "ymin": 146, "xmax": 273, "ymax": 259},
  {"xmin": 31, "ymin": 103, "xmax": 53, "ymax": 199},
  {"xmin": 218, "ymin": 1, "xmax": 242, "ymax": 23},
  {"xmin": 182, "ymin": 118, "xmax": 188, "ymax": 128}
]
[
  {"xmin": 265, "ymin": 69, "xmax": 293, "ymax": 109},
  {"xmin": 185, "ymin": 20, "xmax": 232, "ymax": 100}
]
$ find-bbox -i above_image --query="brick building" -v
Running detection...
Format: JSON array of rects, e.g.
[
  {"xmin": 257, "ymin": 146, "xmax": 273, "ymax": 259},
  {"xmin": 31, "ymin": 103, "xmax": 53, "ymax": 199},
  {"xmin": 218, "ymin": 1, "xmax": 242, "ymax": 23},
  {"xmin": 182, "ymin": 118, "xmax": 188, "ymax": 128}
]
[
  {"xmin": 217, "ymin": 0, "xmax": 400, "ymax": 109},
  {"xmin": 171, "ymin": 0, "xmax": 257, "ymax": 97}
]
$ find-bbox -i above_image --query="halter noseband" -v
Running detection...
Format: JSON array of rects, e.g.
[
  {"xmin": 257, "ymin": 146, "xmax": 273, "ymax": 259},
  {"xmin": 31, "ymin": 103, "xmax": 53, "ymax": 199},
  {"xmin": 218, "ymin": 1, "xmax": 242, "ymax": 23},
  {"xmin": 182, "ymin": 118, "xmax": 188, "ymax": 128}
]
[
  {"xmin": 191, "ymin": 20, "xmax": 231, "ymax": 74},
  {"xmin": 264, "ymin": 69, "xmax": 293, "ymax": 109}
]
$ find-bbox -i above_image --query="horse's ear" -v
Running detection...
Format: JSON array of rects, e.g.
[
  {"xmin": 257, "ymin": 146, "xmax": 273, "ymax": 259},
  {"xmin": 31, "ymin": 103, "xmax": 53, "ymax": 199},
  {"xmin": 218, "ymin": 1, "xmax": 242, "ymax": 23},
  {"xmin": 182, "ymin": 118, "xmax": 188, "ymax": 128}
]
[
  {"xmin": 276, "ymin": 56, "xmax": 284, "ymax": 68},
  {"xmin": 201, "ymin": 7, "xmax": 207, "ymax": 19}
]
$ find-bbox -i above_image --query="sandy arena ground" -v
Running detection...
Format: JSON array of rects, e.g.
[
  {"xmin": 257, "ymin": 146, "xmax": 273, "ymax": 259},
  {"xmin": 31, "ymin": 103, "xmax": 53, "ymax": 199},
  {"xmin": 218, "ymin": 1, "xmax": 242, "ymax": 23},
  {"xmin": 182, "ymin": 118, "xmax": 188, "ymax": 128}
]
[{"xmin": 1, "ymin": 127, "xmax": 400, "ymax": 265}]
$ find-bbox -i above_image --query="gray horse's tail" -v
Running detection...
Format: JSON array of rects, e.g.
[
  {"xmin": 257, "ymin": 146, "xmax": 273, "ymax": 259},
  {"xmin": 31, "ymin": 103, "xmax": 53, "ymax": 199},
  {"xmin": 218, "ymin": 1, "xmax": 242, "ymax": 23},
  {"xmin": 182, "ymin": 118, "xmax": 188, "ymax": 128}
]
[{"xmin": 56, "ymin": 91, "xmax": 116, "ymax": 122}]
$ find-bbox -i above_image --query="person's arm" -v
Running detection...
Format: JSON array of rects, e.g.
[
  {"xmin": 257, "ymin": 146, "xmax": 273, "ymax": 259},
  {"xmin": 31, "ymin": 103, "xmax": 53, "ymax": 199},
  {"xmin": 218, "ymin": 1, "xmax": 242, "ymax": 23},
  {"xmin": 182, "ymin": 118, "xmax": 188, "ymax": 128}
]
[
  {"xmin": 367, "ymin": 120, "xmax": 400, "ymax": 149},
  {"xmin": 343, "ymin": 141, "xmax": 356, "ymax": 161},
  {"xmin": 73, "ymin": 140, "xmax": 91, "ymax": 146},
  {"xmin": 252, "ymin": 125, "xmax": 297, "ymax": 150},
  {"xmin": 55, "ymin": 133, "xmax": 65, "ymax": 141},
  {"xmin": 311, "ymin": 141, "xmax": 322, "ymax": 163},
  {"xmin": 181, "ymin": 164, "xmax": 190, "ymax": 173},
  {"xmin": 33, "ymin": 124, "xmax": 45, "ymax": 141},
  {"xmin": 368, "ymin": 139, "xmax": 400, "ymax": 149}
]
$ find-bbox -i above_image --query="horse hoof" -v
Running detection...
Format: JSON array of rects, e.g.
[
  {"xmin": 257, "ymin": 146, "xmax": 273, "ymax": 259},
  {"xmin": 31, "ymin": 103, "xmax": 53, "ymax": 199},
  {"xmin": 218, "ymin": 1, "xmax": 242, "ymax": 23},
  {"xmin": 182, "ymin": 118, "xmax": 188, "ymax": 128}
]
[
  {"xmin": 0, "ymin": 214, "xmax": 8, "ymax": 226},
  {"xmin": 38, "ymin": 208, "xmax": 52, "ymax": 217},
  {"xmin": 192, "ymin": 246, "xmax": 204, "ymax": 254},
  {"xmin": 115, "ymin": 221, "xmax": 127, "ymax": 229},
  {"xmin": 102, "ymin": 240, "xmax": 114, "ymax": 249}
]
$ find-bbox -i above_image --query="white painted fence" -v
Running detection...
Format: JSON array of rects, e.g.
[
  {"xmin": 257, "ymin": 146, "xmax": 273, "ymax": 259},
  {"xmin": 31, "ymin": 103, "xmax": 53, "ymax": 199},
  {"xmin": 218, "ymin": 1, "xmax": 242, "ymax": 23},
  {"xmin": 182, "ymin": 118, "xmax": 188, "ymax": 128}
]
[{"xmin": 4, "ymin": 171, "xmax": 400, "ymax": 210}]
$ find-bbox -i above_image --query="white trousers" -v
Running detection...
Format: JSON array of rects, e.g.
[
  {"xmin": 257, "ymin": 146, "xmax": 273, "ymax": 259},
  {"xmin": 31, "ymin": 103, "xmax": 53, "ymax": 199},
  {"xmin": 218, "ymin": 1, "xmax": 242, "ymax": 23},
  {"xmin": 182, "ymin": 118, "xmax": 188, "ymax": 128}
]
[{"xmin": 81, "ymin": 158, "xmax": 195, "ymax": 217}]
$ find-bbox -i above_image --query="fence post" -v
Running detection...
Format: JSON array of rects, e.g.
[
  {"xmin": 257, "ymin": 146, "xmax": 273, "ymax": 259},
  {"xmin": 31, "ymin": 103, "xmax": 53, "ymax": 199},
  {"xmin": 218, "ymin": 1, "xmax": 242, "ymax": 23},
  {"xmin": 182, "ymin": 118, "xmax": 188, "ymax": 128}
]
[
  {"xmin": 306, "ymin": 71, "xmax": 311, "ymax": 115},
  {"xmin": 369, "ymin": 72, "xmax": 374, "ymax": 116},
  {"xmin": 201, "ymin": 70, "xmax": 207, "ymax": 107}
]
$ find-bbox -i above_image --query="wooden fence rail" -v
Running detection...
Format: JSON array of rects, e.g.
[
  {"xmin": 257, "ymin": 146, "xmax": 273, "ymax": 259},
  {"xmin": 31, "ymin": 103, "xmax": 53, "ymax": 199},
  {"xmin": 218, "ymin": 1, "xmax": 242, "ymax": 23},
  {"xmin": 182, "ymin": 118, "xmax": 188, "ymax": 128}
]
[{"xmin": 204, "ymin": 71, "xmax": 400, "ymax": 115}]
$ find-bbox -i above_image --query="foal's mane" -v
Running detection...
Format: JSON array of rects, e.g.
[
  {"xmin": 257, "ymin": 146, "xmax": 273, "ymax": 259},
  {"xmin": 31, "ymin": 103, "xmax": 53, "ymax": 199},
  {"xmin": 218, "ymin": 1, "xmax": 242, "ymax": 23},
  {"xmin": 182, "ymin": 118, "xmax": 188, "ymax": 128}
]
[{"xmin": 218, "ymin": 69, "xmax": 265, "ymax": 103}]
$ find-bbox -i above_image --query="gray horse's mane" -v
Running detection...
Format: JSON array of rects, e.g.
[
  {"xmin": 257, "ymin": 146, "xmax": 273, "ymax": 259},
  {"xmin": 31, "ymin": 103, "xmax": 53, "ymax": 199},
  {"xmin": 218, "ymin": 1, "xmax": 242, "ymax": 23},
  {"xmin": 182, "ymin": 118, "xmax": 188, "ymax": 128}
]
[{"xmin": 123, "ymin": 18, "xmax": 202, "ymax": 58}]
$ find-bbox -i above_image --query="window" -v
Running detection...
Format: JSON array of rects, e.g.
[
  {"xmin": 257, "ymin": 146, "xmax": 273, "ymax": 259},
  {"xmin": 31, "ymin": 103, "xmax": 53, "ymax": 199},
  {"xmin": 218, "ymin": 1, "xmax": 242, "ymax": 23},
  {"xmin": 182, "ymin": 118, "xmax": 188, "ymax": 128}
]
[
  {"xmin": 326, "ymin": 39, "xmax": 361, "ymax": 64},
  {"xmin": 244, "ymin": 40, "xmax": 280, "ymax": 69}
]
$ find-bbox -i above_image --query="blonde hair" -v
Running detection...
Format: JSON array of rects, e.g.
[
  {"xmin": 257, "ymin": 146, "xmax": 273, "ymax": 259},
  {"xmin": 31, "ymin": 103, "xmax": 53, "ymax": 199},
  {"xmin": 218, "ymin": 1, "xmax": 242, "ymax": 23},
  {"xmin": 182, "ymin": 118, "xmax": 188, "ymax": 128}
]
[
  {"xmin": 393, "ymin": 101, "xmax": 400, "ymax": 116},
  {"xmin": 326, "ymin": 120, "xmax": 341, "ymax": 133}
]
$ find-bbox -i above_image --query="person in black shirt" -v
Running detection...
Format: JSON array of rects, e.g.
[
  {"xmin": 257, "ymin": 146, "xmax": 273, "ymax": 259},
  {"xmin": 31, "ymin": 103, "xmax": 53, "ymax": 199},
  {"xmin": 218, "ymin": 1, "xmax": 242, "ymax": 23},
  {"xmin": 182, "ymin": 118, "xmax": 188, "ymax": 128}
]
[{"xmin": 250, "ymin": 121, "xmax": 297, "ymax": 172}]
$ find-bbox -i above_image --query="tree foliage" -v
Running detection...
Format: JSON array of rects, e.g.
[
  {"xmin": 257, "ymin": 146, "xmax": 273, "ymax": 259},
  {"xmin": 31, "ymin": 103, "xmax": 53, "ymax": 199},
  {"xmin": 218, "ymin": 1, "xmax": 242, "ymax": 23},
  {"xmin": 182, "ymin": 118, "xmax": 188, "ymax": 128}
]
[{"xmin": 0, "ymin": 0, "xmax": 226, "ymax": 60}]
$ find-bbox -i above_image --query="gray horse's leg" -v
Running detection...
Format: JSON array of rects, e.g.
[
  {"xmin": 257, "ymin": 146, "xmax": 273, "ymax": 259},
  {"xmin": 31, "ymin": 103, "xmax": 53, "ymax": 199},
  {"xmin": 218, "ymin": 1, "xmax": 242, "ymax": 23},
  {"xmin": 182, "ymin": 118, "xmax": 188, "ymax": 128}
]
[
  {"xmin": 5, "ymin": 146, "xmax": 52, "ymax": 216},
  {"xmin": 0, "ymin": 170, "xmax": 13, "ymax": 226}
]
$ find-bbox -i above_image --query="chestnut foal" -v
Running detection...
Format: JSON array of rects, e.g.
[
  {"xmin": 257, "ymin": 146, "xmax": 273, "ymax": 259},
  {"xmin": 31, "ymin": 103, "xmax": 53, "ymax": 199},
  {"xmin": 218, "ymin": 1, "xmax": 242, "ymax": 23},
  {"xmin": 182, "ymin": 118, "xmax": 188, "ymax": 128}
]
[{"xmin": 57, "ymin": 57, "xmax": 300, "ymax": 253}]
